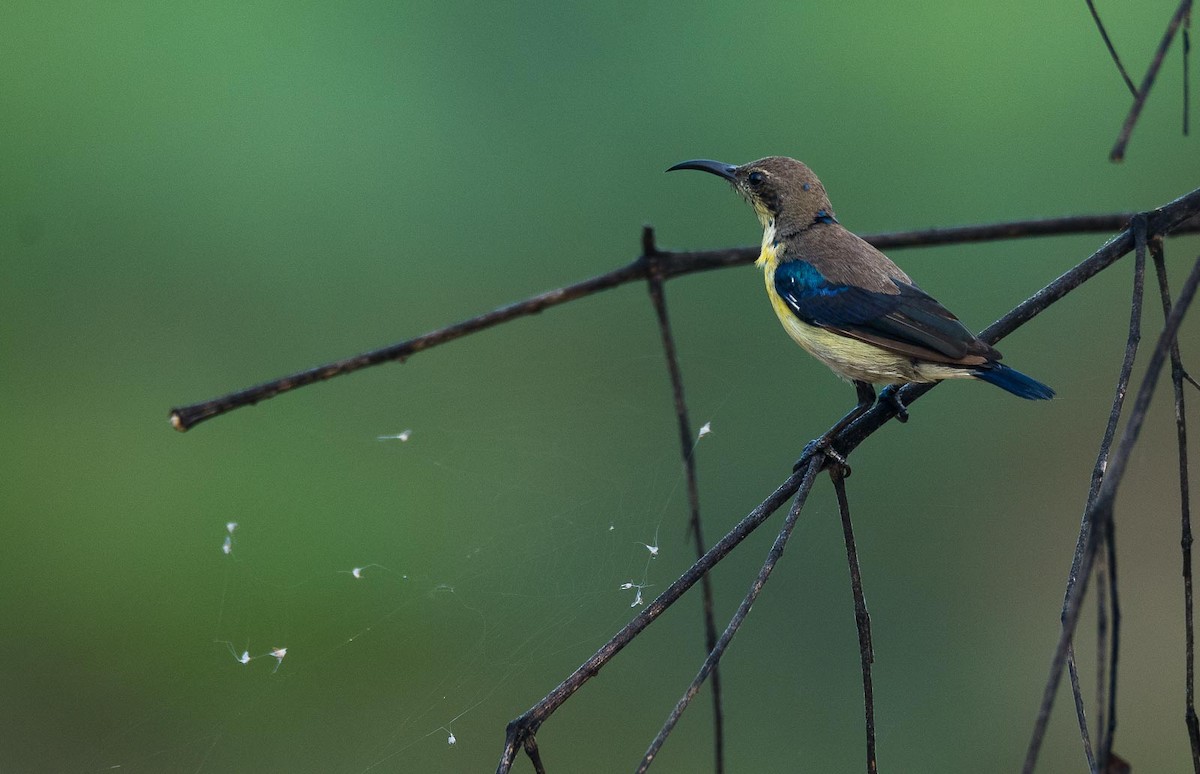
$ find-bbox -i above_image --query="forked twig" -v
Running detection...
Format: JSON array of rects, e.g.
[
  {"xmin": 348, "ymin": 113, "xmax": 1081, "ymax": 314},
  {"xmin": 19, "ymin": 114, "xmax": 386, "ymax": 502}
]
[
  {"xmin": 496, "ymin": 468, "xmax": 815, "ymax": 773},
  {"xmin": 1023, "ymin": 250, "xmax": 1200, "ymax": 772},
  {"xmin": 635, "ymin": 458, "xmax": 823, "ymax": 772},
  {"xmin": 1085, "ymin": 0, "xmax": 1140, "ymax": 96},
  {"xmin": 1110, "ymin": 0, "xmax": 1195, "ymax": 161}
]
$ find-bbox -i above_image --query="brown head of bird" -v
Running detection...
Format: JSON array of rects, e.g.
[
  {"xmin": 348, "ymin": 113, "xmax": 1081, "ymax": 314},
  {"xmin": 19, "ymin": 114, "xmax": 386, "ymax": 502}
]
[{"xmin": 666, "ymin": 156, "xmax": 834, "ymax": 238}]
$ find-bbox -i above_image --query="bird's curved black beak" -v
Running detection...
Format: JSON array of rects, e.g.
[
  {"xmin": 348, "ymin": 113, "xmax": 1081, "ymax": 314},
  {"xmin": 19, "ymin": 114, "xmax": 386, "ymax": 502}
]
[{"xmin": 666, "ymin": 159, "xmax": 738, "ymax": 182}]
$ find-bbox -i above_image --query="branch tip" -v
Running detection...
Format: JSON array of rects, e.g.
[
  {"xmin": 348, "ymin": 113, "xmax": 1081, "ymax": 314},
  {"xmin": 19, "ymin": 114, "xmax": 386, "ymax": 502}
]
[{"xmin": 641, "ymin": 224, "xmax": 658, "ymax": 257}]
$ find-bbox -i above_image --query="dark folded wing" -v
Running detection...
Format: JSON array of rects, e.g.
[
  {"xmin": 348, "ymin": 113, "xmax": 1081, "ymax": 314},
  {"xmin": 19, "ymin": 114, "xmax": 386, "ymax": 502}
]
[{"xmin": 773, "ymin": 260, "xmax": 995, "ymax": 365}]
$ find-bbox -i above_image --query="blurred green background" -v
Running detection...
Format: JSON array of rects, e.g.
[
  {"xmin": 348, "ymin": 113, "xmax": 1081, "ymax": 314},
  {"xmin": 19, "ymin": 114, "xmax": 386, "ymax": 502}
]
[{"xmin": 2, "ymin": 2, "xmax": 1198, "ymax": 771}]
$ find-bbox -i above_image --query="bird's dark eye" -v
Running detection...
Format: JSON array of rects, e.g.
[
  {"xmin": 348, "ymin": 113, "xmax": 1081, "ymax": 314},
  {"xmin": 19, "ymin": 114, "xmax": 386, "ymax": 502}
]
[{"xmin": 747, "ymin": 171, "xmax": 765, "ymax": 186}]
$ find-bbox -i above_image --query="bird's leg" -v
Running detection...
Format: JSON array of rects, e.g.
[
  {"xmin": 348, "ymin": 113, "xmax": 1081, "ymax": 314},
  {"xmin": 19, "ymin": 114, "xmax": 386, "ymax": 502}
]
[
  {"xmin": 877, "ymin": 384, "xmax": 909, "ymax": 423},
  {"xmin": 794, "ymin": 381, "xmax": 876, "ymax": 473}
]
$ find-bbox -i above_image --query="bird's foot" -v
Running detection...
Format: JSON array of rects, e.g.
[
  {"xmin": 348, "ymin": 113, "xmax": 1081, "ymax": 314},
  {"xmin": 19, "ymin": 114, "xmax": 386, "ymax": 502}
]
[
  {"xmin": 878, "ymin": 386, "xmax": 909, "ymax": 423},
  {"xmin": 794, "ymin": 436, "xmax": 851, "ymax": 477}
]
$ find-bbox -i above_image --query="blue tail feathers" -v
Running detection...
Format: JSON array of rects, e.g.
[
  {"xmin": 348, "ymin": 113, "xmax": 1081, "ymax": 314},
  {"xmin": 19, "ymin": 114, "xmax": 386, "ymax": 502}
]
[{"xmin": 973, "ymin": 363, "xmax": 1055, "ymax": 400}]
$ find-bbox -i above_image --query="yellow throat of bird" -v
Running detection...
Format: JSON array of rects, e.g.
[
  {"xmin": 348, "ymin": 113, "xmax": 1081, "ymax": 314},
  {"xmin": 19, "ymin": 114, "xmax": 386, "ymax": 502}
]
[{"xmin": 755, "ymin": 216, "xmax": 780, "ymax": 270}]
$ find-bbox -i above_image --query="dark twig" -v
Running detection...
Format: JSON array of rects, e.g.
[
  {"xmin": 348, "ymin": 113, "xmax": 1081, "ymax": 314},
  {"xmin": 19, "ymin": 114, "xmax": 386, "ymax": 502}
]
[
  {"xmin": 168, "ymin": 212, "xmax": 1200, "ymax": 432},
  {"xmin": 1085, "ymin": 0, "xmax": 1140, "ymax": 95},
  {"xmin": 1076, "ymin": 222, "xmax": 1146, "ymax": 770},
  {"xmin": 1101, "ymin": 506, "xmax": 1122, "ymax": 768},
  {"xmin": 830, "ymin": 467, "xmax": 876, "ymax": 774},
  {"xmin": 523, "ymin": 736, "xmax": 546, "ymax": 774},
  {"xmin": 1031, "ymin": 217, "xmax": 1144, "ymax": 772},
  {"xmin": 1023, "ymin": 250, "xmax": 1200, "ymax": 773},
  {"xmin": 1150, "ymin": 237, "xmax": 1200, "ymax": 771},
  {"xmin": 642, "ymin": 226, "xmax": 726, "ymax": 774},
  {"xmin": 169, "ymin": 258, "xmax": 649, "ymax": 432},
  {"xmin": 1096, "ymin": 557, "xmax": 1109, "ymax": 767},
  {"xmin": 653, "ymin": 215, "xmax": 1200, "ymax": 278},
  {"xmin": 1185, "ymin": 12, "xmax": 1193, "ymax": 135},
  {"xmin": 1067, "ymin": 218, "xmax": 1146, "ymax": 769},
  {"xmin": 1101, "ymin": 222, "xmax": 1146, "ymax": 769},
  {"xmin": 496, "ymin": 466, "xmax": 820, "ymax": 774},
  {"xmin": 635, "ymin": 458, "xmax": 822, "ymax": 773},
  {"xmin": 1110, "ymin": 0, "xmax": 1195, "ymax": 161},
  {"xmin": 1067, "ymin": 642, "xmax": 1097, "ymax": 772}
]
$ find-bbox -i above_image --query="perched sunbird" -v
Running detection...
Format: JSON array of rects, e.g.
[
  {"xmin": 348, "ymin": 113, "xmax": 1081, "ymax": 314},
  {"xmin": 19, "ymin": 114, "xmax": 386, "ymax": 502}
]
[{"xmin": 667, "ymin": 156, "xmax": 1053, "ymax": 458}]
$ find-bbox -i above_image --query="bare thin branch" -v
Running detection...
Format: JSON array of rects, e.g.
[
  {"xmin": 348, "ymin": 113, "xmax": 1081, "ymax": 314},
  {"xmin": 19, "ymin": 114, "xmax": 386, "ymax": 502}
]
[
  {"xmin": 1150, "ymin": 237, "xmax": 1200, "ymax": 770},
  {"xmin": 168, "ymin": 210, "xmax": 1200, "ymax": 433},
  {"xmin": 1066, "ymin": 219, "xmax": 1146, "ymax": 768},
  {"xmin": 1096, "ymin": 558, "xmax": 1109, "ymax": 765},
  {"xmin": 1067, "ymin": 643, "xmax": 1098, "ymax": 772},
  {"xmin": 169, "ymin": 257, "xmax": 648, "ymax": 431},
  {"xmin": 643, "ymin": 226, "xmax": 725, "ymax": 774},
  {"xmin": 1110, "ymin": 0, "xmax": 1195, "ymax": 161},
  {"xmin": 635, "ymin": 458, "xmax": 822, "ymax": 773},
  {"xmin": 1185, "ymin": 13, "xmax": 1193, "ymax": 135},
  {"xmin": 831, "ymin": 467, "xmax": 877, "ymax": 774},
  {"xmin": 523, "ymin": 735, "xmax": 546, "ymax": 774},
  {"xmin": 1102, "ymin": 222, "xmax": 1145, "ymax": 768},
  {"xmin": 1085, "ymin": 0, "xmax": 1140, "ymax": 95},
  {"xmin": 496, "ymin": 465, "xmax": 818, "ymax": 774},
  {"xmin": 1023, "ymin": 250, "xmax": 1200, "ymax": 773},
  {"xmin": 1101, "ymin": 508, "xmax": 1123, "ymax": 768}
]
